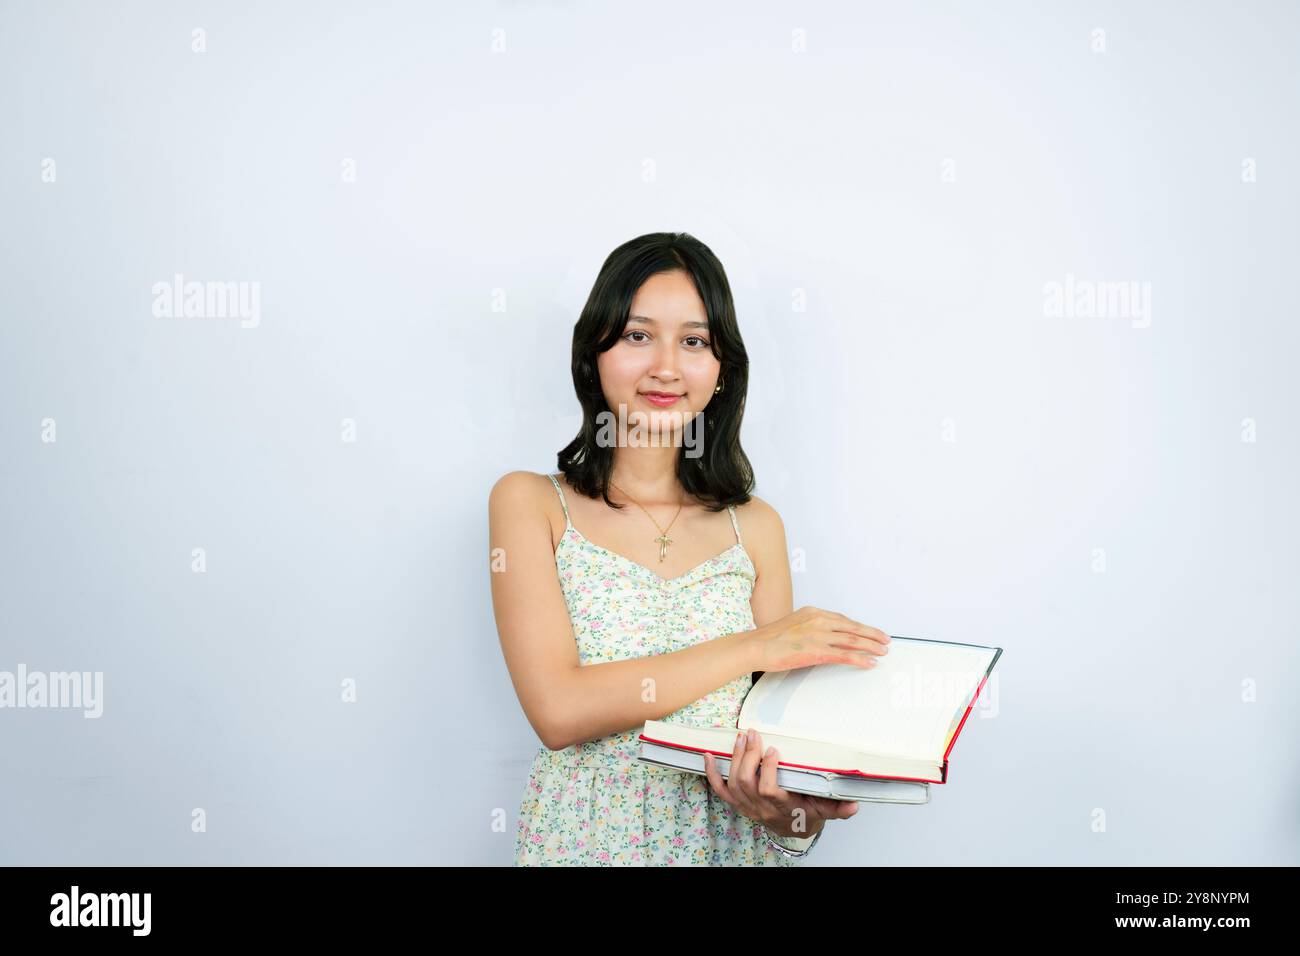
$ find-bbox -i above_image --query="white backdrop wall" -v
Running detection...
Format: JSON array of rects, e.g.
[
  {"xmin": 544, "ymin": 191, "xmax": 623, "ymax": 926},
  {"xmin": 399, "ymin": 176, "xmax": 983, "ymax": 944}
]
[{"xmin": 1, "ymin": 0, "xmax": 1296, "ymax": 865}]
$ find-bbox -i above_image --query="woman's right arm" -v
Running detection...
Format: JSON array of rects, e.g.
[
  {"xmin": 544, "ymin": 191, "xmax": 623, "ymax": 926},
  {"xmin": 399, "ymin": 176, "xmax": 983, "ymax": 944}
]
[{"xmin": 489, "ymin": 471, "xmax": 760, "ymax": 751}]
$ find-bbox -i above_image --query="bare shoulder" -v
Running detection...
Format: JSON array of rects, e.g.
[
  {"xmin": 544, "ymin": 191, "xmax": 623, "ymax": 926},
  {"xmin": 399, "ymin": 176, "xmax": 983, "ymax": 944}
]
[
  {"xmin": 489, "ymin": 469, "xmax": 547, "ymax": 504},
  {"xmin": 733, "ymin": 493, "xmax": 788, "ymax": 546},
  {"xmin": 734, "ymin": 493, "xmax": 784, "ymax": 527},
  {"xmin": 488, "ymin": 470, "xmax": 558, "ymax": 524},
  {"xmin": 488, "ymin": 470, "xmax": 565, "ymax": 550}
]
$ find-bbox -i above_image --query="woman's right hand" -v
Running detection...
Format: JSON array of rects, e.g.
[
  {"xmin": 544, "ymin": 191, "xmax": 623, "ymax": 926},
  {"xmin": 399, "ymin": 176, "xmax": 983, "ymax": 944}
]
[{"xmin": 748, "ymin": 606, "xmax": 891, "ymax": 672}]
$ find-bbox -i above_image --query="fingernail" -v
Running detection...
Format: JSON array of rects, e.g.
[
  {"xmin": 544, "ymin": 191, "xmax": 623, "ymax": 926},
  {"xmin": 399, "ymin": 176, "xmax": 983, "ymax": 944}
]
[
  {"xmin": 764, "ymin": 746, "xmax": 774, "ymax": 757},
  {"xmin": 736, "ymin": 732, "xmax": 745, "ymax": 748},
  {"xmin": 747, "ymin": 728, "xmax": 756, "ymax": 744}
]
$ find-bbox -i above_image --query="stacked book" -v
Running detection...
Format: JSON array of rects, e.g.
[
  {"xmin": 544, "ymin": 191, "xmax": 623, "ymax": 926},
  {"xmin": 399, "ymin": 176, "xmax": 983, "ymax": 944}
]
[{"xmin": 638, "ymin": 636, "xmax": 1002, "ymax": 804}]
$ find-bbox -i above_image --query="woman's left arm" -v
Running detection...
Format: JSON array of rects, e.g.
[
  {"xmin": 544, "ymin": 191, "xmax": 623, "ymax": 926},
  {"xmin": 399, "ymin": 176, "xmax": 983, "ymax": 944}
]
[
  {"xmin": 743, "ymin": 496, "xmax": 795, "ymax": 685},
  {"xmin": 735, "ymin": 498, "xmax": 827, "ymax": 840},
  {"xmin": 722, "ymin": 497, "xmax": 863, "ymax": 844}
]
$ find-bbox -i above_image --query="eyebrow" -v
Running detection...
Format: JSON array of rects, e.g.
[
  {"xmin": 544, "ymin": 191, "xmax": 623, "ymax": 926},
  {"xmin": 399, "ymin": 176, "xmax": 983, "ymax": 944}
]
[{"xmin": 628, "ymin": 315, "xmax": 710, "ymax": 330}]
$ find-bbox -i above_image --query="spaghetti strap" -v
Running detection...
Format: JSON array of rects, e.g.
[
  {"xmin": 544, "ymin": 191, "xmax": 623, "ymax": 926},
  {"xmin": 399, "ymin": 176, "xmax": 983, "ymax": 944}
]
[
  {"xmin": 727, "ymin": 504, "xmax": 743, "ymax": 546},
  {"xmin": 547, "ymin": 473, "xmax": 573, "ymax": 530}
]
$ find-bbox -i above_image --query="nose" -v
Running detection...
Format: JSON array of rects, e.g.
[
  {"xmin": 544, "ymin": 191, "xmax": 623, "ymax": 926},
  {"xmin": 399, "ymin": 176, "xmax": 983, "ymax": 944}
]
[{"xmin": 649, "ymin": 337, "xmax": 680, "ymax": 384}]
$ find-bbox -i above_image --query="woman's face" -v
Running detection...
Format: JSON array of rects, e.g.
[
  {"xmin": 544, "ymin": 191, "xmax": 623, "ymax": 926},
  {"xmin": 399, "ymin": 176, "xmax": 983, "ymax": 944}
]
[{"xmin": 596, "ymin": 270, "xmax": 722, "ymax": 434}]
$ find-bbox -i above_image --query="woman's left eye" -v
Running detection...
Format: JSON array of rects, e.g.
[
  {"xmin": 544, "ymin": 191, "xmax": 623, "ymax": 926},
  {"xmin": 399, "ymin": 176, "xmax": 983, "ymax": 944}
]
[{"xmin": 684, "ymin": 336, "xmax": 710, "ymax": 348}]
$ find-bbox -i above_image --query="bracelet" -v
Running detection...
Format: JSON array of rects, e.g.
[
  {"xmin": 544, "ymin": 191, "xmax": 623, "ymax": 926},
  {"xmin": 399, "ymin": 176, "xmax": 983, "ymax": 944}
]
[{"xmin": 762, "ymin": 823, "xmax": 823, "ymax": 859}]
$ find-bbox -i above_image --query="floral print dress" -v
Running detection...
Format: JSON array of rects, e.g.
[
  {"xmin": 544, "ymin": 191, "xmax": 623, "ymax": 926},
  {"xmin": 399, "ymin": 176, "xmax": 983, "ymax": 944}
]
[{"xmin": 512, "ymin": 474, "xmax": 812, "ymax": 866}]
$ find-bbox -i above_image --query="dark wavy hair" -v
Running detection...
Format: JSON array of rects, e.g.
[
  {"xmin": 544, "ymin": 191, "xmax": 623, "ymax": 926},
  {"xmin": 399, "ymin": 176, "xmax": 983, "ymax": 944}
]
[{"xmin": 557, "ymin": 232, "xmax": 754, "ymax": 513}]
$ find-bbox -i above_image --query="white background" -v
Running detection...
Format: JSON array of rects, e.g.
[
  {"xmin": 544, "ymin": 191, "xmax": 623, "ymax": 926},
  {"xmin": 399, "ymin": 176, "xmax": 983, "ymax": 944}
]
[{"xmin": 1, "ymin": 0, "xmax": 1296, "ymax": 864}]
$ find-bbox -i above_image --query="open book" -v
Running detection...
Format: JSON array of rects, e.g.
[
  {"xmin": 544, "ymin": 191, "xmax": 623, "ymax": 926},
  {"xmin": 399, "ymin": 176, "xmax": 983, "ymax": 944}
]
[{"xmin": 637, "ymin": 636, "xmax": 1001, "ymax": 804}]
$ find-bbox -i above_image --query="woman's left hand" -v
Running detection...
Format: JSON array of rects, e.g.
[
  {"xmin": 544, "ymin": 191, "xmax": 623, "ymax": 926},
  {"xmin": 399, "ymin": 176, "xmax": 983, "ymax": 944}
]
[{"xmin": 703, "ymin": 728, "xmax": 859, "ymax": 838}]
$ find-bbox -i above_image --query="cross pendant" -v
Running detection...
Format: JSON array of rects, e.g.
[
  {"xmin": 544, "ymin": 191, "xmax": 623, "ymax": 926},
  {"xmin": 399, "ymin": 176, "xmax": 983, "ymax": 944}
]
[{"xmin": 656, "ymin": 533, "xmax": 672, "ymax": 562}]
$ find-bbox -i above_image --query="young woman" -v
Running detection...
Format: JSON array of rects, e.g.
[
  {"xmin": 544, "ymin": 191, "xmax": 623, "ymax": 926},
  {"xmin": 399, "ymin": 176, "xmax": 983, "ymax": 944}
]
[{"xmin": 489, "ymin": 232, "xmax": 891, "ymax": 866}]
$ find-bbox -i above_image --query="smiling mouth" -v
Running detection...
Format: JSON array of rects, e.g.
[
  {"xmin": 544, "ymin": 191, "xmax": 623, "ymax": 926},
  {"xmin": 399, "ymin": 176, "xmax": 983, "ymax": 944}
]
[{"xmin": 640, "ymin": 392, "xmax": 684, "ymax": 405}]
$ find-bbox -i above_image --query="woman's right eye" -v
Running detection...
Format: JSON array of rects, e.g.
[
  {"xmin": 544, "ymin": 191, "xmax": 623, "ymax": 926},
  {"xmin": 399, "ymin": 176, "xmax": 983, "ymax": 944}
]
[{"xmin": 623, "ymin": 330, "xmax": 649, "ymax": 343}]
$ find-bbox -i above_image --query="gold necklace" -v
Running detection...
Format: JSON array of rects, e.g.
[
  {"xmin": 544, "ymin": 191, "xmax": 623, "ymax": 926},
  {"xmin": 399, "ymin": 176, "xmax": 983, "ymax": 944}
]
[{"xmin": 609, "ymin": 480, "xmax": 685, "ymax": 563}]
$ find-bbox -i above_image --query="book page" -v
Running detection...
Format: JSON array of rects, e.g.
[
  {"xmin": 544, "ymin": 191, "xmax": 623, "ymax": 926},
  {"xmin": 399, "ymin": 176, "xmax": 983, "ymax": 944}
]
[{"xmin": 743, "ymin": 639, "xmax": 996, "ymax": 760}]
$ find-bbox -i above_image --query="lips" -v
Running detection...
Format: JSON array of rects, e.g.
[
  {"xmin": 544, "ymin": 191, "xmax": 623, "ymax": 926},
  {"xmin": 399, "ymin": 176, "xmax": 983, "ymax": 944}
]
[{"xmin": 640, "ymin": 391, "xmax": 683, "ymax": 406}]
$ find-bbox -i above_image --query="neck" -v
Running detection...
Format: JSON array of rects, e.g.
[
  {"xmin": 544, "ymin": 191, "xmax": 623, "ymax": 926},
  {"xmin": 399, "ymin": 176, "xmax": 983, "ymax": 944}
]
[{"xmin": 609, "ymin": 445, "xmax": 682, "ymax": 505}]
